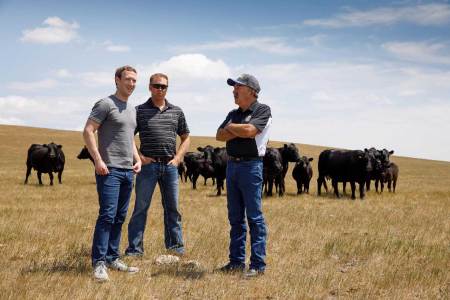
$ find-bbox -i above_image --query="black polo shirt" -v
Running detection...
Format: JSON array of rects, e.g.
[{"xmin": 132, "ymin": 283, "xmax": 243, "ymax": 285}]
[
  {"xmin": 219, "ymin": 101, "xmax": 272, "ymax": 158},
  {"xmin": 136, "ymin": 98, "xmax": 189, "ymax": 158}
]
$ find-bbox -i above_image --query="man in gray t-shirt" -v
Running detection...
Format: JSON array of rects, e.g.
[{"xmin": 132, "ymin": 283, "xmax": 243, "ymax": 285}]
[
  {"xmin": 88, "ymin": 95, "xmax": 137, "ymax": 169},
  {"xmin": 83, "ymin": 65, "xmax": 141, "ymax": 282}
]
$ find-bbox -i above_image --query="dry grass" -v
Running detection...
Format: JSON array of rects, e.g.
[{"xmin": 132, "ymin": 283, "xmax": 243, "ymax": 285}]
[{"xmin": 0, "ymin": 124, "xmax": 449, "ymax": 299}]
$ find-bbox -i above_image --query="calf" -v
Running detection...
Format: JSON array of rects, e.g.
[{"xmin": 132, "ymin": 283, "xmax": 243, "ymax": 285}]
[
  {"xmin": 365, "ymin": 147, "xmax": 393, "ymax": 192},
  {"xmin": 197, "ymin": 145, "xmax": 229, "ymax": 196},
  {"xmin": 380, "ymin": 162, "xmax": 399, "ymax": 193},
  {"xmin": 197, "ymin": 145, "xmax": 216, "ymax": 186},
  {"xmin": 317, "ymin": 149, "xmax": 372, "ymax": 200},
  {"xmin": 292, "ymin": 156, "xmax": 313, "ymax": 194},
  {"xmin": 277, "ymin": 143, "xmax": 301, "ymax": 195},
  {"xmin": 25, "ymin": 142, "xmax": 65, "ymax": 185},
  {"xmin": 184, "ymin": 151, "xmax": 204, "ymax": 183},
  {"xmin": 184, "ymin": 152, "xmax": 213, "ymax": 189},
  {"xmin": 263, "ymin": 147, "xmax": 283, "ymax": 197},
  {"xmin": 191, "ymin": 158, "xmax": 215, "ymax": 189},
  {"xmin": 211, "ymin": 147, "xmax": 228, "ymax": 196}
]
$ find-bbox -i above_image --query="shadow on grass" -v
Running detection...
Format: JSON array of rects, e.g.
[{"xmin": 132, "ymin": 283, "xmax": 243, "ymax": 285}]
[
  {"xmin": 206, "ymin": 193, "xmax": 226, "ymax": 198},
  {"xmin": 20, "ymin": 243, "xmax": 91, "ymax": 275},
  {"xmin": 151, "ymin": 263, "xmax": 207, "ymax": 280},
  {"xmin": 263, "ymin": 192, "xmax": 311, "ymax": 198}
]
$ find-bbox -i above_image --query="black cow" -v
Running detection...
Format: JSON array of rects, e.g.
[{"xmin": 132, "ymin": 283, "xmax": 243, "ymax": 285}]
[
  {"xmin": 292, "ymin": 156, "xmax": 313, "ymax": 194},
  {"xmin": 197, "ymin": 146, "xmax": 216, "ymax": 186},
  {"xmin": 343, "ymin": 147, "xmax": 383, "ymax": 193},
  {"xmin": 201, "ymin": 146, "xmax": 228, "ymax": 196},
  {"xmin": 191, "ymin": 158, "xmax": 215, "ymax": 190},
  {"xmin": 277, "ymin": 143, "xmax": 300, "ymax": 195},
  {"xmin": 380, "ymin": 162, "xmax": 399, "ymax": 193},
  {"xmin": 197, "ymin": 145, "xmax": 214, "ymax": 161},
  {"xmin": 184, "ymin": 151, "xmax": 204, "ymax": 183},
  {"xmin": 263, "ymin": 147, "xmax": 283, "ymax": 197},
  {"xmin": 317, "ymin": 149, "xmax": 373, "ymax": 200},
  {"xmin": 363, "ymin": 148, "xmax": 394, "ymax": 192},
  {"xmin": 379, "ymin": 149, "xmax": 394, "ymax": 167},
  {"xmin": 25, "ymin": 142, "xmax": 65, "ymax": 185},
  {"xmin": 213, "ymin": 147, "xmax": 228, "ymax": 196},
  {"xmin": 364, "ymin": 147, "xmax": 382, "ymax": 192},
  {"xmin": 77, "ymin": 146, "xmax": 94, "ymax": 164}
]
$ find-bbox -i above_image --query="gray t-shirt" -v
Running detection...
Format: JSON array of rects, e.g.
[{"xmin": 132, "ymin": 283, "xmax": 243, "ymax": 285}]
[{"xmin": 88, "ymin": 95, "xmax": 137, "ymax": 169}]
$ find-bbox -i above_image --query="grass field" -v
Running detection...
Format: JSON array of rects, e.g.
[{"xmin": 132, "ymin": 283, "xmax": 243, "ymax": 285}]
[{"xmin": 0, "ymin": 124, "xmax": 449, "ymax": 299}]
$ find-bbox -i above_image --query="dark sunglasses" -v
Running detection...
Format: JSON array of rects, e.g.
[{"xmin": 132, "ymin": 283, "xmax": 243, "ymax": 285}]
[{"xmin": 151, "ymin": 83, "xmax": 168, "ymax": 90}]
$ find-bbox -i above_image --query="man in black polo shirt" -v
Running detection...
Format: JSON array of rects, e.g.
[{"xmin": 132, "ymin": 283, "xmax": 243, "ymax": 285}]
[
  {"xmin": 216, "ymin": 74, "xmax": 272, "ymax": 277},
  {"xmin": 126, "ymin": 73, "xmax": 190, "ymax": 257}
]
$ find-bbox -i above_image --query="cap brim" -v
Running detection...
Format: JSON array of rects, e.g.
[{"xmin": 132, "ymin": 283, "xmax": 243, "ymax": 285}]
[{"xmin": 227, "ymin": 78, "xmax": 237, "ymax": 86}]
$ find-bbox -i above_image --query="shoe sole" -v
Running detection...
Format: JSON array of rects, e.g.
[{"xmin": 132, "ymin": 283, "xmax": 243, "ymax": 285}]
[{"xmin": 107, "ymin": 266, "xmax": 140, "ymax": 273}]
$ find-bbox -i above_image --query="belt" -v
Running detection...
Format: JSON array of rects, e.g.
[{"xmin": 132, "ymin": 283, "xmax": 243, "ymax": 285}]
[
  {"xmin": 153, "ymin": 156, "xmax": 173, "ymax": 163},
  {"xmin": 228, "ymin": 156, "xmax": 262, "ymax": 162}
]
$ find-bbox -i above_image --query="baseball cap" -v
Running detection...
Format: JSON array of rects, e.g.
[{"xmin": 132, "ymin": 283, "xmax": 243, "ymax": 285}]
[{"xmin": 227, "ymin": 74, "xmax": 261, "ymax": 94}]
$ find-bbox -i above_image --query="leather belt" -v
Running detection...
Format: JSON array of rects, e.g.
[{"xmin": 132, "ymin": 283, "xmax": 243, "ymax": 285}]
[
  {"xmin": 153, "ymin": 156, "xmax": 173, "ymax": 163},
  {"xmin": 228, "ymin": 156, "xmax": 262, "ymax": 162}
]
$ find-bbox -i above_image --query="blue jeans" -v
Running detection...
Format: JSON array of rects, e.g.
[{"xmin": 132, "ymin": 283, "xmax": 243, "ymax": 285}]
[
  {"xmin": 126, "ymin": 163, "xmax": 183, "ymax": 255},
  {"xmin": 226, "ymin": 160, "xmax": 267, "ymax": 270},
  {"xmin": 92, "ymin": 168, "xmax": 134, "ymax": 266}
]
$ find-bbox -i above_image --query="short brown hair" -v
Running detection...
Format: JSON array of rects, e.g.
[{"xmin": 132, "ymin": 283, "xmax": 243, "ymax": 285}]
[
  {"xmin": 115, "ymin": 65, "xmax": 137, "ymax": 79},
  {"xmin": 149, "ymin": 73, "xmax": 169, "ymax": 85}
]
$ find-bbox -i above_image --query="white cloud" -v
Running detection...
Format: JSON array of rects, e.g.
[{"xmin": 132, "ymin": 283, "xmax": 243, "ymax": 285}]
[
  {"xmin": 131, "ymin": 54, "xmax": 234, "ymax": 133},
  {"xmin": 239, "ymin": 61, "xmax": 450, "ymax": 161},
  {"xmin": 0, "ymin": 95, "xmax": 90, "ymax": 130},
  {"xmin": 304, "ymin": 34, "xmax": 328, "ymax": 47},
  {"xmin": 139, "ymin": 53, "xmax": 230, "ymax": 82},
  {"xmin": 7, "ymin": 69, "xmax": 118, "ymax": 91},
  {"xmin": 79, "ymin": 72, "xmax": 112, "ymax": 87},
  {"xmin": 2, "ymin": 53, "xmax": 450, "ymax": 161},
  {"xmin": 55, "ymin": 69, "xmax": 72, "ymax": 78},
  {"xmin": 0, "ymin": 116, "xmax": 25, "ymax": 125},
  {"xmin": 7, "ymin": 79, "xmax": 58, "ymax": 91},
  {"xmin": 270, "ymin": 101, "xmax": 450, "ymax": 161},
  {"xmin": 21, "ymin": 16, "xmax": 79, "ymax": 44},
  {"xmin": 0, "ymin": 95, "xmax": 43, "ymax": 112},
  {"xmin": 383, "ymin": 41, "xmax": 450, "ymax": 65},
  {"xmin": 173, "ymin": 37, "xmax": 304, "ymax": 55},
  {"xmin": 304, "ymin": 3, "xmax": 450, "ymax": 28},
  {"xmin": 134, "ymin": 56, "xmax": 450, "ymax": 161},
  {"xmin": 104, "ymin": 40, "xmax": 131, "ymax": 52}
]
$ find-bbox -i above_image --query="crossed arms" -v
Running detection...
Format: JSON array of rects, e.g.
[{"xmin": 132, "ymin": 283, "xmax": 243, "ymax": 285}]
[{"xmin": 216, "ymin": 123, "xmax": 259, "ymax": 142}]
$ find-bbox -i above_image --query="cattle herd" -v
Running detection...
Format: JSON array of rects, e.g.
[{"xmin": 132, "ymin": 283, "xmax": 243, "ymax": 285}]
[{"xmin": 24, "ymin": 142, "xmax": 399, "ymax": 200}]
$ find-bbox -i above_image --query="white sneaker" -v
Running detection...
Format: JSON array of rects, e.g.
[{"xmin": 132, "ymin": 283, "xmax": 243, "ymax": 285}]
[
  {"xmin": 108, "ymin": 259, "xmax": 139, "ymax": 273},
  {"xmin": 93, "ymin": 261, "xmax": 109, "ymax": 282}
]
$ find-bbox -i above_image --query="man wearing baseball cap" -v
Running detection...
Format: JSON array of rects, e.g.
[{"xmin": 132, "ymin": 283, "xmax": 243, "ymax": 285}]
[{"xmin": 216, "ymin": 73, "xmax": 272, "ymax": 278}]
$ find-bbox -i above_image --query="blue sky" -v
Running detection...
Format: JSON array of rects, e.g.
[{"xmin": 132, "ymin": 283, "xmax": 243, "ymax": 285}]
[{"xmin": 1, "ymin": 0, "xmax": 449, "ymax": 161}]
